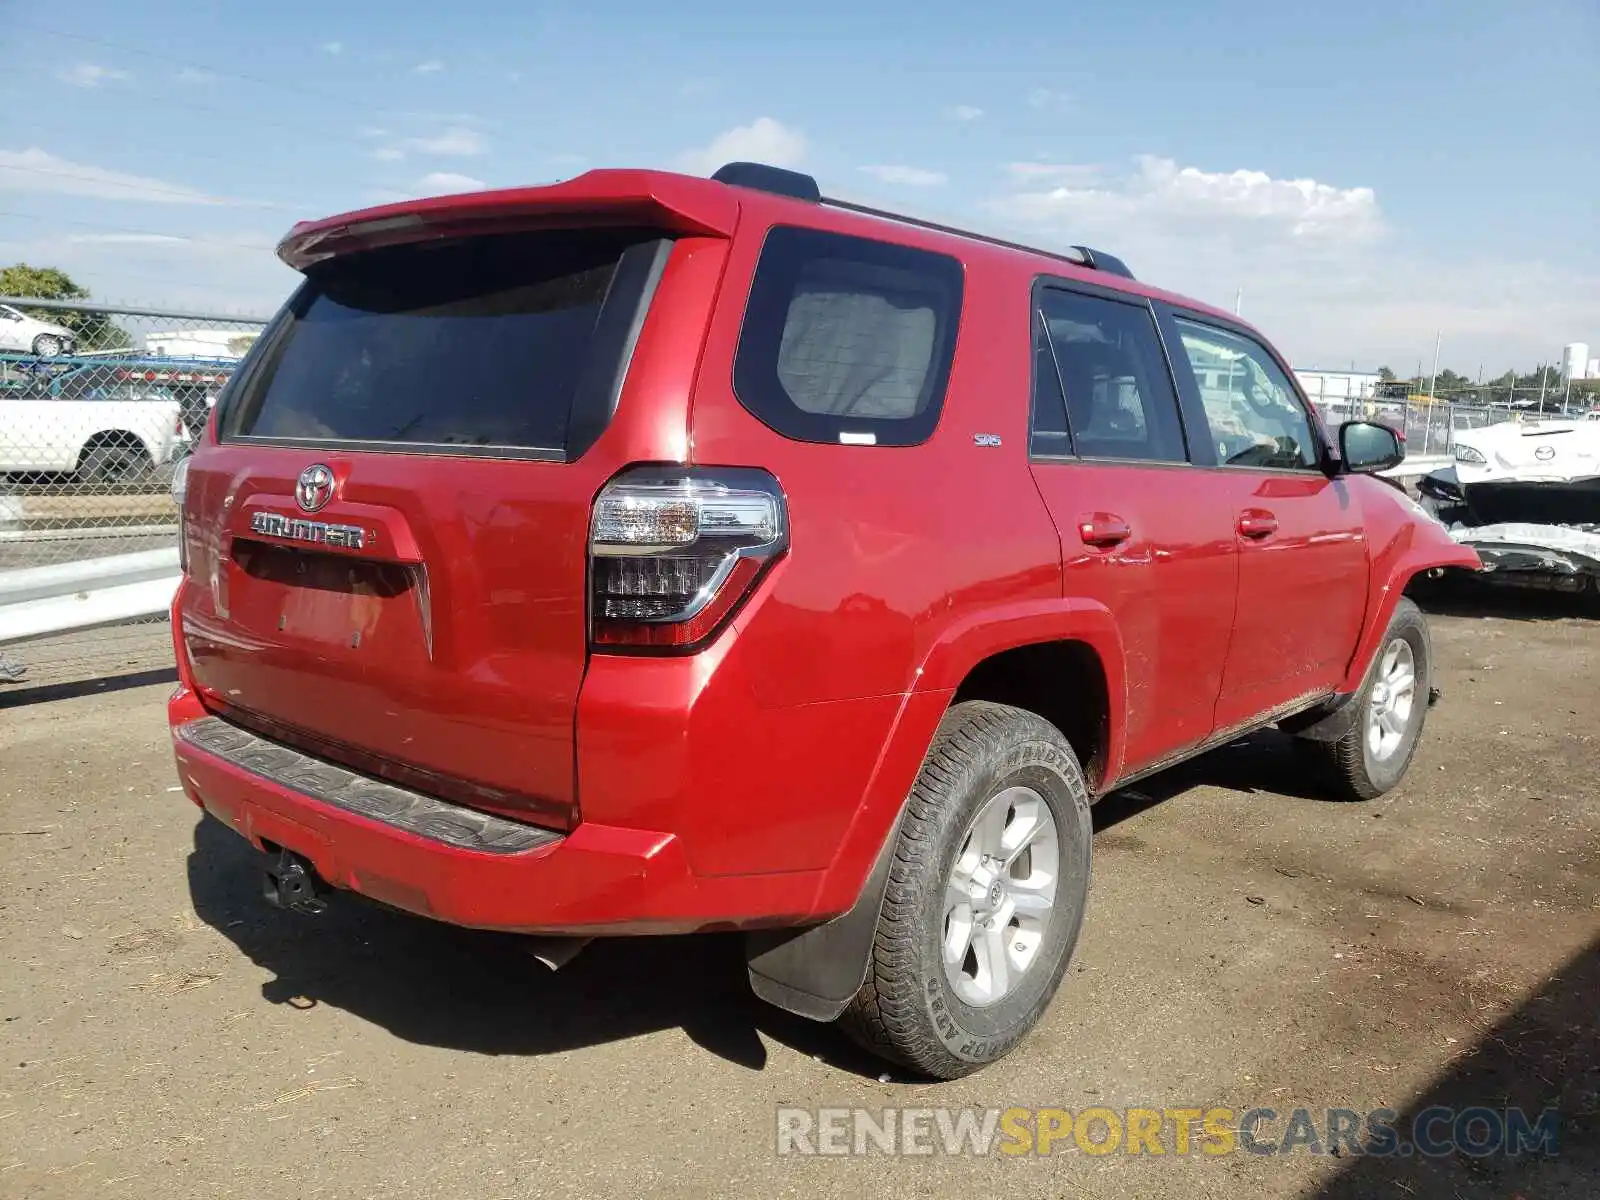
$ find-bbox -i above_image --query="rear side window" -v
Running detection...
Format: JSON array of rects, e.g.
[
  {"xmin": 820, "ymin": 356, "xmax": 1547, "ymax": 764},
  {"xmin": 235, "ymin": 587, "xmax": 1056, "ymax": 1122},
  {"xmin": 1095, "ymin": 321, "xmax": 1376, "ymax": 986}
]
[
  {"xmin": 1034, "ymin": 288, "xmax": 1187, "ymax": 463},
  {"xmin": 733, "ymin": 225, "xmax": 963, "ymax": 447},
  {"xmin": 224, "ymin": 227, "xmax": 670, "ymax": 459}
]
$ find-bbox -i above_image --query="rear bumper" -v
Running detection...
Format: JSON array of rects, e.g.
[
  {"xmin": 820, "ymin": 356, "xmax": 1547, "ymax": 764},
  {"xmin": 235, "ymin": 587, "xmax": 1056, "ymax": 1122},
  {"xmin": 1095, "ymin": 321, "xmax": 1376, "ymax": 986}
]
[{"xmin": 169, "ymin": 687, "xmax": 825, "ymax": 935}]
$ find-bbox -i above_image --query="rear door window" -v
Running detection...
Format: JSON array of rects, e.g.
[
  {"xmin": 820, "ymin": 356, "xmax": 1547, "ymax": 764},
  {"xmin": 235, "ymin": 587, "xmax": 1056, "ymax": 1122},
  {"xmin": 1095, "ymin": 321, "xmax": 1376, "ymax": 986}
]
[
  {"xmin": 733, "ymin": 225, "xmax": 963, "ymax": 447},
  {"xmin": 223, "ymin": 227, "xmax": 671, "ymax": 459},
  {"xmin": 1034, "ymin": 288, "xmax": 1188, "ymax": 463}
]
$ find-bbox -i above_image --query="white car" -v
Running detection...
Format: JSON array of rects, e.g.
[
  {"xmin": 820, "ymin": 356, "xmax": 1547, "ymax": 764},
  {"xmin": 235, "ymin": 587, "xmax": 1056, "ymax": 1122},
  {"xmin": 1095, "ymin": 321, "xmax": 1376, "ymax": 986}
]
[
  {"xmin": 0, "ymin": 381, "xmax": 189, "ymax": 481},
  {"xmin": 0, "ymin": 305, "xmax": 76, "ymax": 357}
]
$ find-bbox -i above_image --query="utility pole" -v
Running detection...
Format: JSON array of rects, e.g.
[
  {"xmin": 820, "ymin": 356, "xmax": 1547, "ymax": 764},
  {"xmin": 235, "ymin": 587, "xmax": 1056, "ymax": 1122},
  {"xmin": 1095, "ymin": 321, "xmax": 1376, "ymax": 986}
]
[
  {"xmin": 1428, "ymin": 331, "xmax": 1442, "ymax": 399},
  {"xmin": 1539, "ymin": 365, "xmax": 1548, "ymax": 405},
  {"xmin": 1233, "ymin": 287, "xmax": 1242, "ymax": 316}
]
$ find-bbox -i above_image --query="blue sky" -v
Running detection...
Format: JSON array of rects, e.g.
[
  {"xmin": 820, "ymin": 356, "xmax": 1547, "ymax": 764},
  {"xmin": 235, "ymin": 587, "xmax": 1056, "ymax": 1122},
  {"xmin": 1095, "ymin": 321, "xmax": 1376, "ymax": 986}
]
[{"xmin": 1, "ymin": 0, "xmax": 1595, "ymax": 370}]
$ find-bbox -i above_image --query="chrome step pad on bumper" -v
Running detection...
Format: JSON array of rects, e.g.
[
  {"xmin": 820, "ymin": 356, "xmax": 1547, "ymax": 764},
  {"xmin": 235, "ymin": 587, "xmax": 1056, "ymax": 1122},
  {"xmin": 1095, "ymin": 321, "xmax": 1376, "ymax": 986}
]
[{"xmin": 176, "ymin": 717, "xmax": 564, "ymax": 855}]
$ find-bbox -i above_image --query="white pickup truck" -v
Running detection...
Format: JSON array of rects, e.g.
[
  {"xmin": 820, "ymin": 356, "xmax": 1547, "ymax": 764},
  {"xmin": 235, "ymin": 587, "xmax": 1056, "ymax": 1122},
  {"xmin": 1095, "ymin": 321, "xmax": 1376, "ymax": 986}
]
[
  {"xmin": 0, "ymin": 358, "xmax": 230, "ymax": 481},
  {"xmin": 0, "ymin": 383, "xmax": 188, "ymax": 481}
]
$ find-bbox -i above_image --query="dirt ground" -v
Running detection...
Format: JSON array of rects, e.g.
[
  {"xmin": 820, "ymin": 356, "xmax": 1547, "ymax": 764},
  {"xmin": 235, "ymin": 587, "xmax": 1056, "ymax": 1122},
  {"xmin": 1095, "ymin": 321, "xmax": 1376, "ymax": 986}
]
[{"xmin": 2, "ymin": 597, "xmax": 1597, "ymax": 1200}]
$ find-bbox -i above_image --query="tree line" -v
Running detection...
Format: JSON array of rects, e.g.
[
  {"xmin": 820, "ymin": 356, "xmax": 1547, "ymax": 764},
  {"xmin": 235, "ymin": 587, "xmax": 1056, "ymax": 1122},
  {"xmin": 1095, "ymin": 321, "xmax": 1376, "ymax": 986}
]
[{"xmin": 0, "ymin": 263, "xmax": 132, "ymax": 351}]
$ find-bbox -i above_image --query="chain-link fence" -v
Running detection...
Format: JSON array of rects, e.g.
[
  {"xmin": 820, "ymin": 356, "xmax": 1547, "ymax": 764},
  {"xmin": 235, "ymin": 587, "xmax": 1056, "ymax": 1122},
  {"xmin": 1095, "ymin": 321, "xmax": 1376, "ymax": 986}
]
[
  {"xmin": 1303, "ymin": 387, "xmax": 1593, "ymax": 460},
  {"xmin": 1, "ymin": 297, "xmax": 268, "ymax": 685},
  {"xmin": 1, "ymin": 296, "xmax": 268, "ymax": 569}
]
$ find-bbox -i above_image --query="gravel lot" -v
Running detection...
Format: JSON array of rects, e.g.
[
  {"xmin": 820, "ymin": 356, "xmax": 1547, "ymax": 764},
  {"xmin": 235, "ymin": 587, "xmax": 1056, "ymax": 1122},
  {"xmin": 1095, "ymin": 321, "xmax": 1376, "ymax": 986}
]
[{"xmin": 2, "ymin": 601, "xmax": 1596, "ymax": 1199}]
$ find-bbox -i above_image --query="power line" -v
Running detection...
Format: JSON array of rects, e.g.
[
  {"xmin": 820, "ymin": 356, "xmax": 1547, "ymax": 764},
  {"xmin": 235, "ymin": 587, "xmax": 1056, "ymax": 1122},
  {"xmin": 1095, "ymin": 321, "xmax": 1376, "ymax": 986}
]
[
  {"xmin": 15, "ymin": 21, "xmax": 399, "ymax": 116},
  {"xmin": 8, "ymin": 63, "xmax": 389, "ymax": 155},
  {"xmin": 0, "ymin": 209, "xmax": 279, "ymax": 253},
  {"xmin": 0, "ymin": 162, "xmax": 295, "ymax": 209}
]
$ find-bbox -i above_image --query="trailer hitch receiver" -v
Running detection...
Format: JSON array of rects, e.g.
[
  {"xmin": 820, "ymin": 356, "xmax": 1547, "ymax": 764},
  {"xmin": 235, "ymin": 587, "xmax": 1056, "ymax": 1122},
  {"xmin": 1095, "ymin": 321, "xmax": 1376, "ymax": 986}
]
[{"xmin": 263, "ymin": 848, "xmax": 329, "ymax": 915}]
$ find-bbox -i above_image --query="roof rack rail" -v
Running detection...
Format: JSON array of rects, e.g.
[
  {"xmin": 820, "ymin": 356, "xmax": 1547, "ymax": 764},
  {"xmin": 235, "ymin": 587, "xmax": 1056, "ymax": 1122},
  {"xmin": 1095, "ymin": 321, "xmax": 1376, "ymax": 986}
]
[{"xmin": 707, "ymin": 161, "xmax": 1134, "ymax": 280}]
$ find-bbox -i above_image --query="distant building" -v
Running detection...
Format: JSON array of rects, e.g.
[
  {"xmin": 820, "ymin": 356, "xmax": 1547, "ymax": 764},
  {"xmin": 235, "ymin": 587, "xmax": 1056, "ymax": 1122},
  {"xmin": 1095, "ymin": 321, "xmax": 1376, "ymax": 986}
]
[
  {"xmin": 144, "ymin": 328, "xmax": 260, "ymax": 359},
  {"xmin": 1561, "ymin": 343, "xmax": 1590, "ymax": 381},
  {"xmin": 1293, "ymin": 369, "xmax": 1382, "ymax": 403}
]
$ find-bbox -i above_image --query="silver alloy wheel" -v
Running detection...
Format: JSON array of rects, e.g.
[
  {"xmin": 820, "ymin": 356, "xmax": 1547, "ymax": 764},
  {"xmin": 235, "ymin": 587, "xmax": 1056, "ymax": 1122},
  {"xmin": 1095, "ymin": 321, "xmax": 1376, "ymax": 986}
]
[
  {"xmin": 942, "ymin": 785, "xmax": 1060, "ymax": 1008},
  {"xmin": 1366, "ymin": 638, "xmax": 1417, "ymax": 762}
]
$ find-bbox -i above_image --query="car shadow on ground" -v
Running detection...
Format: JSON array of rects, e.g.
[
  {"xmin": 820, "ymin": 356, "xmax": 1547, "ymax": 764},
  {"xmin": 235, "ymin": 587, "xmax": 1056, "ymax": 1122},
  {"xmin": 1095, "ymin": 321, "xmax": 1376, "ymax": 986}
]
[
  {"xmin": 186, "ymin": 730, "xmax": 1355, "ymax": 1077},
  {"xmin": 185, "ymin": 814, "xmax": 897, "ymax": 1079},
  {"xmin": 1313, "ymin": 934, "xmax": 1599, "ymax": 1200},
  {"xmin": 0, "ymin": 666, "xmax": 176, "ymax": 710},
  {"xmin": 1095, "ymin": 728, "xmax": 1337, "ymax": 828},
  {"xmin": 1412, "ymin": 576, "xmax": 1600, "ymax": 623}
]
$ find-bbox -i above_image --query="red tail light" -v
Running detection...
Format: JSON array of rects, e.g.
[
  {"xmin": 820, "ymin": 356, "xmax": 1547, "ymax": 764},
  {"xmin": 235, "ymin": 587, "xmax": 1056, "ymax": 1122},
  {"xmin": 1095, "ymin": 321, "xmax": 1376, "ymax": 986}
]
[{"xmin": 588, "ymin": 466, "xmax": 787, "ymax": 653}]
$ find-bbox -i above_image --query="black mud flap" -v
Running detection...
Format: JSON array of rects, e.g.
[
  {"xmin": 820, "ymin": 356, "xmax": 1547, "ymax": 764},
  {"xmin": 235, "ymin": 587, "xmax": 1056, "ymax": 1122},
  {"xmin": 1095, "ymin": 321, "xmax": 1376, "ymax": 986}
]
[
  {"xmin": 1277, "ymin": 691, "xmax": 1363, "ymax": 743},
  {"xmin": 743, "ymin": 812, "xmax": 900, "ymax": 1022}
]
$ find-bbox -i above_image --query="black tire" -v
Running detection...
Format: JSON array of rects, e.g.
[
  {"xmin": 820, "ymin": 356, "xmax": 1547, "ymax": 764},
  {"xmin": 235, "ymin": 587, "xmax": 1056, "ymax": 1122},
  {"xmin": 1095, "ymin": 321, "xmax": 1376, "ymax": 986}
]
[
  {"xmin": 1307, "ymin": 597, "xmax": 1433, "ymax": 801},
  {"xmin": 838, "ymin": 701, "xmax": 1092, "ymax": 1080},
  {"xmin": 78, "ymin": 438, "xmax": 152, "ymax": 485},
  {"xmin": 31, "ymin": 334, "xmax": 64, "ymax": 358}
]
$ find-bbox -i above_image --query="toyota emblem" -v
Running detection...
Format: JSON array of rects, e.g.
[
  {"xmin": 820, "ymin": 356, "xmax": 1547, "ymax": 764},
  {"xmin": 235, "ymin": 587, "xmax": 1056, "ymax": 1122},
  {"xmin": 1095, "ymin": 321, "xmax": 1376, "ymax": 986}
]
[{"xmin": 295, "ymin": 464, "xmax": 335, "ymax": 512}]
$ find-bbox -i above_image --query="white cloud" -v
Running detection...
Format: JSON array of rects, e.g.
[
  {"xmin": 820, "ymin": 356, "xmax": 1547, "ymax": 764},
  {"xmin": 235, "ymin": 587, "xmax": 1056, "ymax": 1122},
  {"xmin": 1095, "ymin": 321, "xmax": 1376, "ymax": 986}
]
[
  {"xmin": 859, "ymin": 164, "xmax": 948, "ymax": 187},
  {"xmin": 0, "ymin": 227, "xmax": 297, "ymax": 314},
  {"xmin": 319, "ymin": 41, "xmax": 343, "ymax": 55},
  {"xmin": 414, "ymin": 60, "xmax": 444, "ymax": 74},
  {"xmin": 418, "ymin": 172, "xmax": 487, "ymax": 193},
  {"xmin": 177, "ymin": 68, "xmax": 216, "ymax": 84},
  {"xmin": 58, "ymin": 63, "xmax": 129, "ymax": 89},
  {"xmin": 0, "ymin": 148, "xmax": 223, "ymax": 205},
  {"xmin": 674, "ymin": 117, "xmax": 806, "ymax": 176},
  {"xmin": 403, "ymin": 127, "xmax": 485, "ymax": 156},
  {"xmin": 1005, "ymin": 161, "xmax": 1102, "ymax": 186},
  {"xmin": 1028, "ymin": 88, "xmax": 1071, "ymax": 111},
  {"xmin": 983, "ymin": 153, "xmax": 1596, "ymax": 366},
  {"xmin": 370, "ymin": 125, "xmax": 487, "ymax": 163},
  {"xmin": 946, "ymin": 105, "xmax": 984, "ymax": 121},
  {"xmin": 993, "ymin": 154, "xmax": 1382, "ymax": 242}
]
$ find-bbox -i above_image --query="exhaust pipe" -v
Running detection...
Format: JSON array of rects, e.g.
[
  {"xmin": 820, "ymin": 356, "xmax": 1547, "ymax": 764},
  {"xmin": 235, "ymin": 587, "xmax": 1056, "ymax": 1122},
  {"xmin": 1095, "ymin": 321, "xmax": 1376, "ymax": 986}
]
[{"xmin": 524, "ymin": 937, "xmax": 593, "ymax": 971}]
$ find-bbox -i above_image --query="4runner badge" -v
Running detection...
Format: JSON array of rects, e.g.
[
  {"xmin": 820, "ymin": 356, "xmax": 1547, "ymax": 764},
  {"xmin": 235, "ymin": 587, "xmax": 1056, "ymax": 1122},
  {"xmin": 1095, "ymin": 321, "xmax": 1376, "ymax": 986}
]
[
  {"xmin": 249, "ymin": 511, "xmax": 368, "ymax": 550},
  {"xmin": 295, "ymin": 463, "xmax": 335, "ymax": 512}
]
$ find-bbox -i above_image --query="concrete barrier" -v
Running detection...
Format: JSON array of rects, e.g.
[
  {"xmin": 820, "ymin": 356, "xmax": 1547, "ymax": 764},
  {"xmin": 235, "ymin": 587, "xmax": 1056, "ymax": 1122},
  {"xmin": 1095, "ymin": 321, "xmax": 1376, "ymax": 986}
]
[{"xmin": 0, "ymin": 547, "xmax": 180, "ymax": 643}]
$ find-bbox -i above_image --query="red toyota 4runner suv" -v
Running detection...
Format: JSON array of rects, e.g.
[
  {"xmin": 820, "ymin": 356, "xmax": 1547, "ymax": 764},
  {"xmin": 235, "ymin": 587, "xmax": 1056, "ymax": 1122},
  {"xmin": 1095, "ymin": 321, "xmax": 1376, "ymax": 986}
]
[{"xmin": 168, "ymin": 162, "xmax": 1480, "ymax": 1078}]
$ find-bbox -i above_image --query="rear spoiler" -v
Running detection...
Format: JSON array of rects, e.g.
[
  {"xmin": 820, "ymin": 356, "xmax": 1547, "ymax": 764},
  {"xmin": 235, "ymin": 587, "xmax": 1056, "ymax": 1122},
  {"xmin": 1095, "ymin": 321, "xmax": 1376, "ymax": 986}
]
[{"xmin": 276, "ymin": 169, "xmax": 743, "ymax": 271}]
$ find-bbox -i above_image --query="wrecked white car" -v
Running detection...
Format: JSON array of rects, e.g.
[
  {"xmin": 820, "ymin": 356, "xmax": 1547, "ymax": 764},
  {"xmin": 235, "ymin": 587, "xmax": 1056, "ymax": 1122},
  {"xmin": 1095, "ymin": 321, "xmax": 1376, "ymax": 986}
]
[{"xmin": 1419, "ymin": 418, "xmax": 1600, "ymax": 595}]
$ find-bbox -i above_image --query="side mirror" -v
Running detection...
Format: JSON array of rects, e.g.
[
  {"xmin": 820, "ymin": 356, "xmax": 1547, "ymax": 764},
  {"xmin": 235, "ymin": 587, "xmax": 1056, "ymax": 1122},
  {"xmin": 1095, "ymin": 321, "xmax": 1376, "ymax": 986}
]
[{"xmin": 1339, "ymin": 420, "xmax": 1405, "ymax": 474}]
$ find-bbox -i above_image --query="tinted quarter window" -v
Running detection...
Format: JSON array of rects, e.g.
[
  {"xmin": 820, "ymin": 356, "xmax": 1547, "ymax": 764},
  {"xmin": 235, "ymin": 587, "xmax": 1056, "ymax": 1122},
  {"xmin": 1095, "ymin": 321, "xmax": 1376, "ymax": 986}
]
[
  {"xmin": 733, "ymin": 226, "xmax": 963, "ymax": 447},
  {"xmin": 1031, "ymin": 310, "xmax": 1072, "ymax": 457},
  {"xmin": 1037, "ymin": 289, "xmax": 1187, "ymax": 463},
  {"xmin": 1173, "ymin": 319, "xmax": 1320, "ymax": 470},
  {"xmin": 227, "ymin": 227, "xmax": 665, "ymax": 454}
]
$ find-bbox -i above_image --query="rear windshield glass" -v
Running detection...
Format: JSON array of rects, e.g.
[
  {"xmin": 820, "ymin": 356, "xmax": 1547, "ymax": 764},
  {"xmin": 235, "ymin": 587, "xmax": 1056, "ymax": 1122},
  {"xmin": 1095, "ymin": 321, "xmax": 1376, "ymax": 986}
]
[
  {"xmin": 733, "ymin": 226, "xmax": 963, "ymax": 447},
  {"xmin": 226, "ymin": 227, "xmax": 663, "ymax": 455}
]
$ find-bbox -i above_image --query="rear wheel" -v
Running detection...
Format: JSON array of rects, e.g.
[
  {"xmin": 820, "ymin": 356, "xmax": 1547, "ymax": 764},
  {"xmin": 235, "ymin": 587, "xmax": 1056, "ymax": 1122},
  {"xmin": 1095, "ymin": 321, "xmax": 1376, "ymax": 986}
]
[
  {"xmin": 837, "ymin": 701, "xmax": 1092, "ymax": 1079},
  {"xmin": 78, "ymin": 437, "xmax": 152, "ymax": 485},
  {"xmin": 1307, "ymin": 598, "xmax": 1433, "ymax": 800},
  {"xmin": 31, "ymin": 334, "xmax": 64, "ymax": 358}
]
